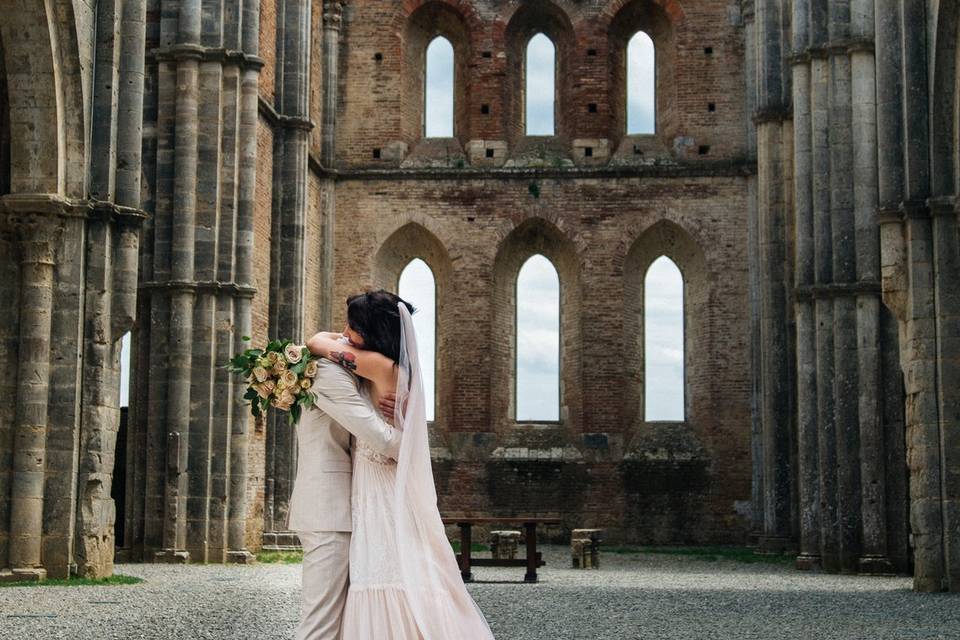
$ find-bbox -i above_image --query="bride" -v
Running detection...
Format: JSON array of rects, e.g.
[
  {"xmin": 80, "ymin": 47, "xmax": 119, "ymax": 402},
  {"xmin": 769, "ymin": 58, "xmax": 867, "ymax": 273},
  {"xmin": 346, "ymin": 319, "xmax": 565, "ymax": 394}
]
[{"xmin": 306, "ymin": 290, "xmax": 494, "ymax": 640}]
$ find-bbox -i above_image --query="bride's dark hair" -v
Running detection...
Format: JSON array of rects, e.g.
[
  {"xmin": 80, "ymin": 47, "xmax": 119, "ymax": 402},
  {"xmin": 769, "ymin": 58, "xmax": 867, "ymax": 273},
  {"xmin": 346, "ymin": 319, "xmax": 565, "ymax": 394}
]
[{"xmin": 346, "ymin": 290, "xmax": 416, "ymax": 364}]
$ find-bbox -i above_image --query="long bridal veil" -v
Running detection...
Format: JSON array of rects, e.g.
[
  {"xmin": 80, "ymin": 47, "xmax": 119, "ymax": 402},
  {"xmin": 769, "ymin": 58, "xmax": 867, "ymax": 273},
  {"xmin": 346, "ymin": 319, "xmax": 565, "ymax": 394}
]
[{"xmin": 393, "ymin": 303, "xmax": 495, "ymax": 640}]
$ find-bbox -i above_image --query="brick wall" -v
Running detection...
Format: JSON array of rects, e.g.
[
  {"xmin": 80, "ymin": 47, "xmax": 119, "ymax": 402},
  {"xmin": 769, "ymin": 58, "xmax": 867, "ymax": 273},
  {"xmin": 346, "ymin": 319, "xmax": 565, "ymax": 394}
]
[{"xmin": 331, "ymin": 172, "xmax": 753, "ymax": 543}]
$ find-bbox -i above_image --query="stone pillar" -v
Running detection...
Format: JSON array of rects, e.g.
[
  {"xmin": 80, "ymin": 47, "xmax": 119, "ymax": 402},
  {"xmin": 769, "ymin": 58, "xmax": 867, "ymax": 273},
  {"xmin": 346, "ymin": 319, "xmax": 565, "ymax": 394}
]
[
  {"xmin": 754, "ymin": 0, "xmax": 795, "ymax": 553},
  {"xmin": 264, "ymin": 0, "xmax": 313, "ymax": 543},
  {"xmin": 6, "ymin": 215, "xmax": 61, "ymax": 581},
  {"xmin": 743, "ymin": 0, "xmax": 766, "ymax": 544},
  {"xmin": 318, "ymin": 0, "xmax": 342, "ymax": 330},
  {"xmin": 227, "ymin": 0, "xmax": 262, "ymax": 565},
  {"xmin": 826, "ymin": 2, "xmax": 863, "ymax": 574},
  {"xmin": 791, "ymin": 0, "xmax": 820, "ymax": 571},
  {"xmin": 849, "ymin": 0, "xmax": 892, "ymax": 575},
  {"xmin": 156, "ymin": 0, "xmax": 202, "ymax": 563}
]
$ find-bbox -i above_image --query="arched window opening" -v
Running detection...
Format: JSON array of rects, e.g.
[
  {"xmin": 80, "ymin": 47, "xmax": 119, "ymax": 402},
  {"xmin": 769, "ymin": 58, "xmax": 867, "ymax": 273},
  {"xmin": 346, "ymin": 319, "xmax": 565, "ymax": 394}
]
[
  {"xmin": 525, "ymin": 33, "xmax": 556, "ymax": 136},
  {"xmin": 425, "ymin": 36, "xmax": 455, "ymax": 138},
  {"xmin": 644, "ymin": 256, "xmax": 684, "ymax": 421},
  {"xmin": 120, "ymin": 331, "xmax": 132, "ymax": 409},
  {"xmin": 516, "ymin": 254, "xmax": 560, "ymax": 421},
  {"xmin": 627, "ymin": 31, "xmax": 656, "ymax": 135},
  {"xmin": 398, "ymin": 259, "xmax": 437, "ymax": 421}
]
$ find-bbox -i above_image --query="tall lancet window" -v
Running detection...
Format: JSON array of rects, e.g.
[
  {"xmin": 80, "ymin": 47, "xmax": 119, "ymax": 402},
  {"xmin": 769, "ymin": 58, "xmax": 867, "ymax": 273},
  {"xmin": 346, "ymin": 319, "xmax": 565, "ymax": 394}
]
[
  {"xmin": 425, "ymin": 36, "xmax": 454, "ymax": 138},
  {"xmin": 398, "ymin": 259, "xmax": 437, "ymax": 421},
  {"xmin": 627, "ymin": 31, "xmax": 656, "ymax": 134},
  {"xmin": 644, "ymin": 256, "xmax": 684, "ymax": 420},
  {"xmin": 525, "ymin": 33, "xmax": 556, "ymax": 135},
  {"xmin": 516, "ymin": 254, "xmax": 560, "ymax": 421},
  {"xmin": 120, "ymin": 331, "xmax": 132, "ymax": 409}
]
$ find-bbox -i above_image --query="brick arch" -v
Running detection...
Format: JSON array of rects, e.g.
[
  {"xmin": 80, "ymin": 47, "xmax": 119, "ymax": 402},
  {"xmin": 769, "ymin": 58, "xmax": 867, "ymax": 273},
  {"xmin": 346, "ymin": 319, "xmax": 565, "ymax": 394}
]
[
  {"xmin": 502, "ymin": 0, "xmax": 578, "ymax": 145},
  {"xmin": 931, "ymin": 0, "xmax": 959, "ymax": 197},
  {"xmin": 400, "ymin": 0, "xmax": 477, "ymax": 146},
  {"xmin": 605, "ymin": 0, "xmax": 681, "ymax": 146},
  {"xmin": 623, "ymin": 220, "xmax": 709, "ymax": 432},
  {"xmin": 373, "ymin": 222, "xmax": 456, "ymax": 431},
  {"xmin": 490, "ymin": 217, "xmax": 584, "ymax": 432},
  {"xmin": 599, "ymin": 0, "xmax": 686, "ymax": 28}
]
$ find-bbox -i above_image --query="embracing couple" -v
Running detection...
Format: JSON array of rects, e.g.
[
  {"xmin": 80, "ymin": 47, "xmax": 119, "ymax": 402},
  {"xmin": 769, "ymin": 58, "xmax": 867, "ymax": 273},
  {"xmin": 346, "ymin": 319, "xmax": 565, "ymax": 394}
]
[{"xmin": 286, "ymin": 290, "xmax": 494, "ymax": 640}]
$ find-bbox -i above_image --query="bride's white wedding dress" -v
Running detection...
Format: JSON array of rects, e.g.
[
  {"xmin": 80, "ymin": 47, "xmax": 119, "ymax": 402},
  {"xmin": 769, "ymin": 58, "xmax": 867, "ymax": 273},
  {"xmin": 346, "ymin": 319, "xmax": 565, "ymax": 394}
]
[
  {"xmin": 340, "ymin": 437, "xmax": 420, "ymax": 636},
  {"xmin": 339, "ymin": 305, "xmax": 494, "ymax": 640}
]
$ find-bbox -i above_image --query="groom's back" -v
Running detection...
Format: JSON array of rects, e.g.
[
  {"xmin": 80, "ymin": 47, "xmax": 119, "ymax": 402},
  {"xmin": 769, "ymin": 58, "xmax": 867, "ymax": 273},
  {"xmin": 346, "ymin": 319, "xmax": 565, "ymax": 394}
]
[{"xmin": 285, "ymin": 362, "xmax": 358, "ymax": 533}]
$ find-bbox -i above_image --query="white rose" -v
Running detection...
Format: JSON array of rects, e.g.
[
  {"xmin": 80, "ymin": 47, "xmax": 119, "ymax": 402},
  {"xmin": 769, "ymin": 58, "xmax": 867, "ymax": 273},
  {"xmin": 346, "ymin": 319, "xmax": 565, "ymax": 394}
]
[
  {"xmin": 284, "ymin": 343, "xmax": 305, "ymax": 364},
  {"xmin": 304, "ymin": 360, "xmax": 319, "ymax": 379},
  {"xmin": 252, "ymin": 366, "xmax": 269, "ymax": 383},
  {"xmin": 280, "ymin": 370, "xmax": 298, "ymax": 388}
]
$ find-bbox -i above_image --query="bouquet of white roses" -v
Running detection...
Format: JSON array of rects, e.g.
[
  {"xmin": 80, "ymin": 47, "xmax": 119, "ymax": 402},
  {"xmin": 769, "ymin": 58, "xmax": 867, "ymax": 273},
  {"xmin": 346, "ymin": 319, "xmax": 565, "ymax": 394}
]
[{"xmin": 226, "ymin": 338, "xmax": 319, "ymax": 426}]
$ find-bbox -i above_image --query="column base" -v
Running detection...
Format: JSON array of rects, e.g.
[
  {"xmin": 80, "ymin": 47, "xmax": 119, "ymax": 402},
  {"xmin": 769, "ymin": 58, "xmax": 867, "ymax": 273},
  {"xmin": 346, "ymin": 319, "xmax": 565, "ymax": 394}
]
[
  {"xmin": 153, "ymin": 549, "xmax": 190, "ymax": 564},
  {"xmin": 755, "ymin": 535, "xmax": 797, "ymax": 555},
  {"xmin": 858, "ymin": 555, "xmax": 895, "ymax": 575},
  {"xmin": 795, "ymin": 553, "xmax": 821, "ymax": 570},
  {"xmin": 262, "ymin": 530, "xmax": 302, "ymax": 551},
  {"xmin": 0, "ymin": 567, "xmax": 47, "ymax": 582},
  {"xmin": 227, "ymin": 550, "xmax": 257, "ymax": 564}
]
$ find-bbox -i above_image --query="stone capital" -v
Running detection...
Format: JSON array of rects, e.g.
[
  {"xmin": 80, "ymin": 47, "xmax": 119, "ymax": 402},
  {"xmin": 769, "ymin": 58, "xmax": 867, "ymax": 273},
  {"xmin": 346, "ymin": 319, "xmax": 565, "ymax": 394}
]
[{"xmin": 323, "ymin": 1, "xmax": 344, "ymax": 29}]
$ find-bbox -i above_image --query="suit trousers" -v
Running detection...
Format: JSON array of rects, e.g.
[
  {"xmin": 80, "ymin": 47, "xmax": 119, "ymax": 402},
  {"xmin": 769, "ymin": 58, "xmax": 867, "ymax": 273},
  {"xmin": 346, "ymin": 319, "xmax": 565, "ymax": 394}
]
[{"xmin": 295, "ymin": 531, "xmax": 351, "ymax": 640}]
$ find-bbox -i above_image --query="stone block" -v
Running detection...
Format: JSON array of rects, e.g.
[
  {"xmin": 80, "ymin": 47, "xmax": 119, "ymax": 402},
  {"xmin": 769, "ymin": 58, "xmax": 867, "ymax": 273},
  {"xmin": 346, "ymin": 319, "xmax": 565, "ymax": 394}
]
[
  {"xmin": 571, "ymin": 528, "xmax": 604, "ymax": 569},
  {"xmin": 489, "ymin": 530, "xmax": 521, "ymax": 560}
]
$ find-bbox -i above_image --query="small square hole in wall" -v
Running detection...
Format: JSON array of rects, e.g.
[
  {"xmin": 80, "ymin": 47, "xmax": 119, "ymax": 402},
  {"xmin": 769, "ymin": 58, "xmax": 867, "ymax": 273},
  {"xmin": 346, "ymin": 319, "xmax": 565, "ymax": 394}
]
[
  {"xmin": 485, "ymin": 148, "xmax": 495, "ymax": 159},
  {"xmin": 374, "ymin": 52, "xmax": 383, "ymax": 61},
  {"xmin": 587, "ymin": 48, "xmax": 597, "ymax": 56},
  {"xmin": 584, "ymin": 146, "xmax": 594, "ymax": 157},
  {"xmin": 482, "ymin": 51, "xmax": 492, "ymax": 58},
  {"xmin": 481, "ymin": 104, "xmax": 490, "ymax": 114},
  {"xmin": 704, "ymin": 47, "xmax": 713, "ymax": 56},
  {"xmin": 372, "ymin": 148, "xmax": 381, "ymax": 159},
  {"xmin": 698, "ymin": 145, "xmax": 711, "ymax": 156},
  {"xmin": 633, "ymin": 145, "xmax": 644, "ymax": 156},
  {"xmin": 588, "ymin": 103, "xmax": 598, "ymax": 113},
  {"xmin": 708, "ymin": 102, "xmax": 716, "ymax": 112}
]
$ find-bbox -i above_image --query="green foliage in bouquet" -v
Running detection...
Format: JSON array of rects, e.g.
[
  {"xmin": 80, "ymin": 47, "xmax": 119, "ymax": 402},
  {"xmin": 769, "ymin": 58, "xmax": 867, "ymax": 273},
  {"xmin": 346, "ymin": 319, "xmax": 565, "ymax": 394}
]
[{"xmin": 224, "ymin": 336, "xmax": 320, "ymax": 426}]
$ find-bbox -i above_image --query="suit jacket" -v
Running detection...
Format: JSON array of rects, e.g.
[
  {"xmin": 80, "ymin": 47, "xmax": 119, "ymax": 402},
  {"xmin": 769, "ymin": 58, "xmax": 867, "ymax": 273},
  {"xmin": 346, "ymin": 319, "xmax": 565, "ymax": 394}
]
[{"xmin": 286, "ymin": 359, "xmax": 401, "ymax": 532}]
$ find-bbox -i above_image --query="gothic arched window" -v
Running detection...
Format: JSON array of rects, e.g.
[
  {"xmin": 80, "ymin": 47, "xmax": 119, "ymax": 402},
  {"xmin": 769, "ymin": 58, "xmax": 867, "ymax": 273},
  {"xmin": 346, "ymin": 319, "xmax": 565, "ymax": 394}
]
[
  {"xmin": 627, "ymin": 31, "xmax": 656, "ymax": 134},
  {"xmin": 398, "ymin": 258, "xmax": 437, "ymax": 421},
  {"xmin": 525, "ymin": 33, "xmax": 556, "ymax": 136},
  {"xmin": 516, "ymin": 254, "xmax": 560, "ymax": 421},
  {"xmin": 644, "ymin": 256, "xmax": 684, "ymax": 420},
  {"xmin": 425, "ymin": 36, "xmax": 455, "ymax": 138}
]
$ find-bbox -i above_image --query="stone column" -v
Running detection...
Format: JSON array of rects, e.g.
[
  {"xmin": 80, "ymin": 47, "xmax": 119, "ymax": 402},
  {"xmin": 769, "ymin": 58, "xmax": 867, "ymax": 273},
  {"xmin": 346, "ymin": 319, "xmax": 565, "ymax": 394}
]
[
  {"xmin": 157, "ymin": 0, "xmax": 202, "ymax": 562},
  {"xmin": 7, "ymin": 215, "xmax": 61, "ymax": 581},
  {"xmin": 849, "ymin": 0, "xmax": 892, "ymax": 575},
  {"xmin": 898, "ymin": 0, "xmax": 941, "ymax": 592},
  {"xmin": 227, "ymin": 0, "xmax": 262, "ymax": 565},
  {"xmin": 754, "ymin": 0, "xmax": 795, "ymax": 553},
  {"xmin": 743, "ymin": 0, "xmax": 766, "ymax": 544},
  {"xmin": 264, "ymin": 0, "xmax": 313, "ymax": 545},
  {"xmin": 791, "ymin": 0, "xmax": 820, "ymax": 571},
  {"xmin": 317, "ymin": 1, "xmax": 343, "ymax": 330},
  {"xmin": 827, "ymin": 1, "xmax": 863, "ymax": 574}
]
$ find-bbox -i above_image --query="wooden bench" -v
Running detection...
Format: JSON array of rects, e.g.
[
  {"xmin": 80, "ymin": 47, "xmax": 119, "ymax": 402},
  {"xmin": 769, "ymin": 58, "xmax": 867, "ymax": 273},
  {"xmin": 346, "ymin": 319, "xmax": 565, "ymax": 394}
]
[{"xmin": 442, "ymin": 516, "xmax": 562, "ymax": 583}]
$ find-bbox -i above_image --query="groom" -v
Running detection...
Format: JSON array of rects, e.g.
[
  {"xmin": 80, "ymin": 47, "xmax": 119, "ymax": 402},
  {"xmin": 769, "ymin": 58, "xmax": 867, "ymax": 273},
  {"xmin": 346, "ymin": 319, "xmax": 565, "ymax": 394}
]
[{"xmin": 286, "ymin": 356, "xmax": 401, "ymax": 640}]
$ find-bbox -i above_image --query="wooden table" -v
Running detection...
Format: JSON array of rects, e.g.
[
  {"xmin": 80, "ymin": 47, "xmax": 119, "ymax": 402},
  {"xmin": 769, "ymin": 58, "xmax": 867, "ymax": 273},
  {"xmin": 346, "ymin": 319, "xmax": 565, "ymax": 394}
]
[{"xmin": 442, "ymin": 516, "xmax": 562, "ymax": 583}]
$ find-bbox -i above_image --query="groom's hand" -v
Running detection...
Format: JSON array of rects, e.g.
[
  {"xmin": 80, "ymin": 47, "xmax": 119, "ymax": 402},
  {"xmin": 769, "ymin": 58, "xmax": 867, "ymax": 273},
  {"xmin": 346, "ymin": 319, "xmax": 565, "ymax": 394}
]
[{"xmin": 378, "ymin": 392, "xmax": 397, "ymax": 417}]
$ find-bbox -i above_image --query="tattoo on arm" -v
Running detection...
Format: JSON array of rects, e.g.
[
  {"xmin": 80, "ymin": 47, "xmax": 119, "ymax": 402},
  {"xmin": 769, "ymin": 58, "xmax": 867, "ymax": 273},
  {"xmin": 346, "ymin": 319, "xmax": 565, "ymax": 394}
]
[{"xmin": 330, "ymin": 350, "xmax": 358, "ymax": 372}]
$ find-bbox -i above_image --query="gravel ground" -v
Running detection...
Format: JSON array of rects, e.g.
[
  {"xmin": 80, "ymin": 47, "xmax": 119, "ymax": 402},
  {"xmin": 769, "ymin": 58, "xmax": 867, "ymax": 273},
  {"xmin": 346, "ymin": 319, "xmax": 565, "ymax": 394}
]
[{"xmin": 1, "ymin": 546, "xmax": 958, "ymax": 640}]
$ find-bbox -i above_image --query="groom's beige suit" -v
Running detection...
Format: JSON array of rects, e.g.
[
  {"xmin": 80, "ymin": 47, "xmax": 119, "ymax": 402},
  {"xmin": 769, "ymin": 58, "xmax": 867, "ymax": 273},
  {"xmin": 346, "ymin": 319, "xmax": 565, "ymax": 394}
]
[{"xmin": 288, "ymin": 359, "xmax": 401, "ymax": 640}]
